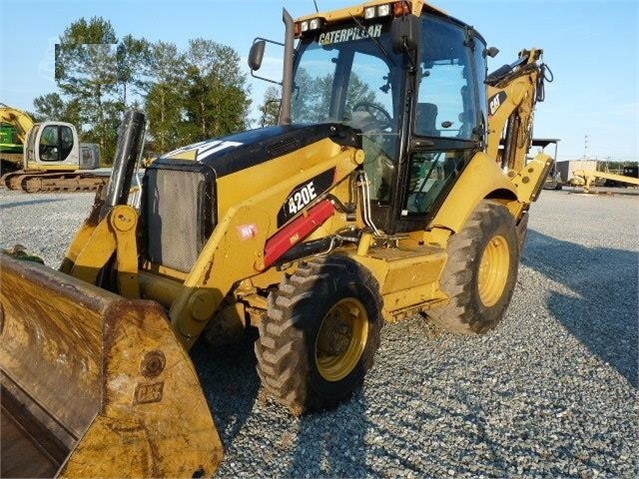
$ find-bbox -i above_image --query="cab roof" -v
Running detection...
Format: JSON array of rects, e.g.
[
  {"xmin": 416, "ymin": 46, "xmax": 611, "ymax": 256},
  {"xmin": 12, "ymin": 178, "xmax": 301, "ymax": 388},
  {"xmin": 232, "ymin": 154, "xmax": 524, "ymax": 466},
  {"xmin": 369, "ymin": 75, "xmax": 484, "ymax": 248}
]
[
  {"xmin": 295, "ymin": 0, "xmax": 483, "ymax": 45},
  {"xmin": 296, "ymin": 0, "xmax": 448, "ymax": 22}
]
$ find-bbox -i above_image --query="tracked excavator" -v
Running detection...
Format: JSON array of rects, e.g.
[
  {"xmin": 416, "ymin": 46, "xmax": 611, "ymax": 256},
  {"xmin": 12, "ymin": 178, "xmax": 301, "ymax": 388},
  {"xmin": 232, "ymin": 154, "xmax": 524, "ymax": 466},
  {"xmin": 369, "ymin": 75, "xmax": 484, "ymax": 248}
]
[
  {"xmin": 0, "ymin": 1, "xmax": 553, "ymax": 477},
  {"xmin": 0, "ymin": 103, "xmax": 106, "ymax": 192}
]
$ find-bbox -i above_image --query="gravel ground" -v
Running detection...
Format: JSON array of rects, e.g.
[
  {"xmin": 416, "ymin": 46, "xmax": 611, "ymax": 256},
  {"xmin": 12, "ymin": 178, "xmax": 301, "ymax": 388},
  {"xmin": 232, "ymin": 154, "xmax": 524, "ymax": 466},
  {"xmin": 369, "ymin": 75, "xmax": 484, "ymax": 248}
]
[{"xmin": 0, "ymin": 186, "xmax": 637, "ymax": 478}]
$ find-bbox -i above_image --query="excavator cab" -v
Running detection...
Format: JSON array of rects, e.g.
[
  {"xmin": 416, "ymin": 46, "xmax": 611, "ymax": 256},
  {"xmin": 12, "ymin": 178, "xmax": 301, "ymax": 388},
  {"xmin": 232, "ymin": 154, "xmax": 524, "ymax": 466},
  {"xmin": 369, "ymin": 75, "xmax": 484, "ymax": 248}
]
[{"xmin": 23, "ymin": 122, "xmax": 100, "ymax": 170}]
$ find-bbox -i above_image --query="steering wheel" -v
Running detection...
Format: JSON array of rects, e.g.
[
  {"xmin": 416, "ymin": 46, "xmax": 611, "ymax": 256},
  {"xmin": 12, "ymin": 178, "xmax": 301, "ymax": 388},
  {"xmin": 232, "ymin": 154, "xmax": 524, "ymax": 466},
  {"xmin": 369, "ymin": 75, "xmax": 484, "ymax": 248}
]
[{"xmin": 353, "ymin": 101, "xmax": 393, "ymax": 130}]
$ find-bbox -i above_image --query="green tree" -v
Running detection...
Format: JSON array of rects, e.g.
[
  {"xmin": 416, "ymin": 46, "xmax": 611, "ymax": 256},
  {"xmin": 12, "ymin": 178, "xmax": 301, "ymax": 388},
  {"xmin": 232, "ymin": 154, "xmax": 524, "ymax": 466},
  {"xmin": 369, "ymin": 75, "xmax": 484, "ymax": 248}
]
[
  {"xmin": 117, "ymin": 35, "xmax": 151, "ymax": 108},
  {"xmin": 42, "ymin": 17, "xmax": 253, "ymax": 162},
  {"xmin": 55, "ymin": 16, "xmax": 121, "ymax": 162},
  {"xmin": 181, "ymin": 39, "xmax": 251, "ymax": 143},
  {"xmin": 143, "ymin": 41, "xmax": 187, "ymax": 155},
  {"xmin": 32, "ymin": 92, "xmax": 82, "ymax": 125}
]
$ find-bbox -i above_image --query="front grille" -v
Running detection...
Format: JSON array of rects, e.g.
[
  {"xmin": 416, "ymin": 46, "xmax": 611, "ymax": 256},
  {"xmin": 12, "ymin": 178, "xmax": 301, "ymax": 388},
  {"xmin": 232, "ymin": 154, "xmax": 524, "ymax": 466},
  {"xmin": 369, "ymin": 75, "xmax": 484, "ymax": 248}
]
[{"xmin": 143, "ymin": 166, "xmax": 215, "ymax": 273}]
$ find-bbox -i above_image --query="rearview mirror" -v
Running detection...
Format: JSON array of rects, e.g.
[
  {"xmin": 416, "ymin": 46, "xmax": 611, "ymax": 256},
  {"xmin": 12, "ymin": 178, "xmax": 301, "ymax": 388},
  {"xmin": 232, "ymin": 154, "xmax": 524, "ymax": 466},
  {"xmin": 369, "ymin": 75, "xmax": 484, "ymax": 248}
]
[
  {"xmin": 391, "ymin": 14, "xmax": 421, "ymax": 53},
  {"xmin": 248, "ymin": 40, "xmax": 266, "ymax": 71}
]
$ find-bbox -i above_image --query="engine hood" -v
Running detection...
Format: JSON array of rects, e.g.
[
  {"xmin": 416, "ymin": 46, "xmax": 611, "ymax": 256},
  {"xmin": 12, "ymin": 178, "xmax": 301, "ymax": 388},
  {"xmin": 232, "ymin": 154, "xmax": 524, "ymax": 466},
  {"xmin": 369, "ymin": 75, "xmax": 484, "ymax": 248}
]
[{"xmin": 151, "ymin": 123, "xmax": 360, "ymax": 178}]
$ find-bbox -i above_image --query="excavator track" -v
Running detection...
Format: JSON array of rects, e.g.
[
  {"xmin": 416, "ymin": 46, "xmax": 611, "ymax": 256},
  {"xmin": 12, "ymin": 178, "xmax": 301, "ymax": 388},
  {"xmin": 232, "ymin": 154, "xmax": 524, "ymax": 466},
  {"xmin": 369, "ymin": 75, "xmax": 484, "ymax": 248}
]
[{"xmin": 1, "ymin": 171, "xmax": 109, "ymax": 193}]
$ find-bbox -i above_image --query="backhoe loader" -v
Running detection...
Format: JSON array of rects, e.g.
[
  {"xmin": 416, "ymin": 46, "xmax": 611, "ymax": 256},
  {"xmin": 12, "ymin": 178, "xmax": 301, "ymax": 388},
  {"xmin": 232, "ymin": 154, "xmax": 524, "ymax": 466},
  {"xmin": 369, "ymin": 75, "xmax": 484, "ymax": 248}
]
[{"xmin": 0, "ymin": 1, "xmax": 552, "ymax": 477}]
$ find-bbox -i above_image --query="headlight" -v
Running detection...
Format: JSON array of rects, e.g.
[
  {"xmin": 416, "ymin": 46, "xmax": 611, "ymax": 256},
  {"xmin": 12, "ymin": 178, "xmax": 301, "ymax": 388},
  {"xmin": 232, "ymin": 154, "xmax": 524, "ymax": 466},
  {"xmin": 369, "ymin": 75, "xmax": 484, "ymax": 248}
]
[
  {"xmin": 364, "ymin": 6, "xmax": 377, "ymax": 19},
  {"xmin": 309, "ymin": 18, "xmax": 323, "ymax": 30},
  {"xmin": 377, "ymin": 4, "xmax": 391, "ymax": 17}
]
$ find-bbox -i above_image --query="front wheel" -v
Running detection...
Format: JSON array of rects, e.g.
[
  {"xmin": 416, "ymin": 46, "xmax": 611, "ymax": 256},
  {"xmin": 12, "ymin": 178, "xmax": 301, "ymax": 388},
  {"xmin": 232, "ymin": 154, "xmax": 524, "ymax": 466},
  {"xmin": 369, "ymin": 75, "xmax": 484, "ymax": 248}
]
[
  {"xmin": 427, "ymin": 200, "xmax": 520, "ymax": 335},
  {"xmin": 255, "ymin": 256, "xmax": 383, "ymax": 415}
]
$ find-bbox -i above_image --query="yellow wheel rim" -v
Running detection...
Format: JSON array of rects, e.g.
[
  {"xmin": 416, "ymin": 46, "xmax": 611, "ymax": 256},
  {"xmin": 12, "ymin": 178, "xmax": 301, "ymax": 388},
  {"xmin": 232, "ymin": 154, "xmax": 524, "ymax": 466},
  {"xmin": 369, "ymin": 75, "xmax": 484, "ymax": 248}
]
[
  {"xmin": 478, "ymin": 235, "xmax": 510, "ymax": 307},
  {"xmin": 315, "ymin": 298, "xmax": 369, "ymax": 382}
]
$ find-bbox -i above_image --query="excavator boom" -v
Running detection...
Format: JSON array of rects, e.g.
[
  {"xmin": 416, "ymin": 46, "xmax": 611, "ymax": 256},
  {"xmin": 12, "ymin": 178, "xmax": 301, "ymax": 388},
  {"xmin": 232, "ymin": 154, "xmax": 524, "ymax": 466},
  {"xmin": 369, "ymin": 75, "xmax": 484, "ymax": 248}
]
[
  {"xmin": 0, "ymin": 103, "xmax": 34, "ymax": 146},
  {"xmin": 486, "ymin": 48, "xmax": 552, "ymax": 175},
  {"xmin": 573, "ymin": 169, "xmax": 639, "ymax": 192}
]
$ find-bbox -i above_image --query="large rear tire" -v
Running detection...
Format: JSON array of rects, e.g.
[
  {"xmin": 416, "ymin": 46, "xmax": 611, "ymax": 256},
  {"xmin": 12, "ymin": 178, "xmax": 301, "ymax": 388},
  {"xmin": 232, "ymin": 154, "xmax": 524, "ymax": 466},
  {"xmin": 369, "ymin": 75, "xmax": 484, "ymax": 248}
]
[
  {"xmin": 255, "ymin": 256, "xmax": 383, "ymax": 415},
  {"xmin": 428, "ymin": 200, "xmax": 520, "ymax": 335}
]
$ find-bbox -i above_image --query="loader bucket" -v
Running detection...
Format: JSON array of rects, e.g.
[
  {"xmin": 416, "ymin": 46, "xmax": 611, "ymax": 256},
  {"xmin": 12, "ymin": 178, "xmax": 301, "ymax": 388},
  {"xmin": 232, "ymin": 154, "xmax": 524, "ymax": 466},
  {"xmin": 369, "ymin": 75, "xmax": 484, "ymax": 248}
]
[{"xmin": 0, "ymin": 254, "xmax": 223, "ymax": 478}]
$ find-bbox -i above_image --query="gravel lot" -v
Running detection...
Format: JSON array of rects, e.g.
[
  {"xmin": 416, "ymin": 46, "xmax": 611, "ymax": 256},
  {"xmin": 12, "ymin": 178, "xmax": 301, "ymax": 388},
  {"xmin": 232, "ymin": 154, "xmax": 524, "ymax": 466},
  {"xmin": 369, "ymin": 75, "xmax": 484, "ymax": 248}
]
[{"xmin": 0, "ymin": 186, "xmax": 637, "ymax": 478}]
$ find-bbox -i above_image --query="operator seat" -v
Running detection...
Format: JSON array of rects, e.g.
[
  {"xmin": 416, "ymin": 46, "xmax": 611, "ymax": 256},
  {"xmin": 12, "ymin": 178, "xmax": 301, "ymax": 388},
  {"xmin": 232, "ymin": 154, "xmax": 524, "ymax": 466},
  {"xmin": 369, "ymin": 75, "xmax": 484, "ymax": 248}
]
[{"xmin": 416, "ymin": 103, "xmax": 440, "ymax": 137}]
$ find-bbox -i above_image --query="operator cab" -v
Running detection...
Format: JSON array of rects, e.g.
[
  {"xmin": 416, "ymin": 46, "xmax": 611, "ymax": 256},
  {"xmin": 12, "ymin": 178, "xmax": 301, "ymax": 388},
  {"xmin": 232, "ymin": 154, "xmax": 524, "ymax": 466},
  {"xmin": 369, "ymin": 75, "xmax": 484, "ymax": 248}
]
[{"xmin": 252, "ymin": 3, "xmax": 488, "ymax": 234}]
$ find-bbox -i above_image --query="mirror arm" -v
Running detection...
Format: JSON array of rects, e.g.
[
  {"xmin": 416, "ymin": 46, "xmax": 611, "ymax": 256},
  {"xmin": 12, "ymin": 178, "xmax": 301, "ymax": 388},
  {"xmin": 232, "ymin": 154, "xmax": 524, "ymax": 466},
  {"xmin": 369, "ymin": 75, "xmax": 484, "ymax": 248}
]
[{"xmin": 250, "ymin": 70, "xmax": 283, "ymax": 85}]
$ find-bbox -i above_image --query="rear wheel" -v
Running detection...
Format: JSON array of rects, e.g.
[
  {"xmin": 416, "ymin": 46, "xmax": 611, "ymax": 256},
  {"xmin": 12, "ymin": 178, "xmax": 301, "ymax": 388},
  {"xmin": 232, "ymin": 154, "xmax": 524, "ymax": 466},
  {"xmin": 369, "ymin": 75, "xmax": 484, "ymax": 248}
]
[
  {"xmin": 428, "ymin": 200, "xmax": 520, "ymax": 334},
  {"xmin": 255, "ymin": 256, "xmax": 383, "ymax": 415}
]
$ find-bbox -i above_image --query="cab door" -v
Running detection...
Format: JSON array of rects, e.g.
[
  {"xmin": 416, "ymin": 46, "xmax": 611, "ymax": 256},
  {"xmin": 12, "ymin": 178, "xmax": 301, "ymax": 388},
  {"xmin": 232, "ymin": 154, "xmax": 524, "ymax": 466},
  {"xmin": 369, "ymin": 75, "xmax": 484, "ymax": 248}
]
[{"xmin": 391, "ymin": 14, "xmax": 488, "ymax": 234}]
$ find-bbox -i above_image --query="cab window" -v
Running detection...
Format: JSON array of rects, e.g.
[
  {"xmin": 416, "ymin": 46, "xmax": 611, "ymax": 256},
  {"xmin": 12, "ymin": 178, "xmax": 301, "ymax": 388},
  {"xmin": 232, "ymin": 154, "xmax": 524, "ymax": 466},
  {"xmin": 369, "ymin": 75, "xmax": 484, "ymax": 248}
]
[
  {"xmin": 39, "ymin": 125, "xmax": 74, "ymax": 162},
  {"xmin": 415, "ymin": 17, "xmax": 479, "ymax": 140},
  {"xmin": 403, "ymin": 150, "xmax": 467, "ymax": 215},
  {"xmin": 292, "ymin": 23, "xmax": 405, "ymax": 205}
]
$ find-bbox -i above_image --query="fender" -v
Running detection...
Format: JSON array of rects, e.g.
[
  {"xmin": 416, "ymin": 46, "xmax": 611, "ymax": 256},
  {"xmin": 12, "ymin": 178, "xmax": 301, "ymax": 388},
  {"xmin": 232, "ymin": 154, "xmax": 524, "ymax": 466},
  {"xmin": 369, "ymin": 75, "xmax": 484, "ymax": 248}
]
[{"xmin": 429, "ymin": 151, "xmax": 519, "ymax": 235}]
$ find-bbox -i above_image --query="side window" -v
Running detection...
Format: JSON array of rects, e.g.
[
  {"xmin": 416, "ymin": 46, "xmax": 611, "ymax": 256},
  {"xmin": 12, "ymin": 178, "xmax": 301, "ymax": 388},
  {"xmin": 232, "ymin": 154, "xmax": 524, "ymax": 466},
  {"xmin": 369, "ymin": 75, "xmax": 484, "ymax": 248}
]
[
  {"xmin": 416, "ymin": 17, "xmax": 479, "ymax": 140},
  {"xmin": 403, "ymin": 151, "xmax": 467, "ymax": 216}
]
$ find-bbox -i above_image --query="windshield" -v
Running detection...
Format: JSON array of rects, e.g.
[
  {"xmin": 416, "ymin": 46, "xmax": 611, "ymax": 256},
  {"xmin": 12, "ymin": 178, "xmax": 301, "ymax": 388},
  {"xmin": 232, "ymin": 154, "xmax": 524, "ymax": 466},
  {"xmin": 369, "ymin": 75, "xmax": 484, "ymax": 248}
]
[{"xmin": 291, "ymin": 20, "xmax": 406, "ymax": 202}]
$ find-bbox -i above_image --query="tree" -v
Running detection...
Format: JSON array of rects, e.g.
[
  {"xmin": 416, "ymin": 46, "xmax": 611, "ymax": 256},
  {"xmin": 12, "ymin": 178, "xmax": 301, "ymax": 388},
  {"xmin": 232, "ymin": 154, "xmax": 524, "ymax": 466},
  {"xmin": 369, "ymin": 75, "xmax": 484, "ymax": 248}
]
[
  {"xmin": 55, "ymin": 16, "xmax": 121, "ymax": 162},
  {"xmin": 258, "ymin": 86, "xmax": 281, "ymax": 127},
  {"xmin": 143, "ymin": 41, "xmax": 187, "ymax": 154},
  {"xmin": 117, "ymin": 35, "xmax": 151, "ymax": 108},
  {"xmin": 32, "ymin": 93, "xmax": 81, "ymax": 125},
  {"xmin": 39, "ymin": 18, "xmax": 253, "ymax": 161},
  {"xmin": 181, "ymin": 39, "xmax": 252, "ymax": 143}
]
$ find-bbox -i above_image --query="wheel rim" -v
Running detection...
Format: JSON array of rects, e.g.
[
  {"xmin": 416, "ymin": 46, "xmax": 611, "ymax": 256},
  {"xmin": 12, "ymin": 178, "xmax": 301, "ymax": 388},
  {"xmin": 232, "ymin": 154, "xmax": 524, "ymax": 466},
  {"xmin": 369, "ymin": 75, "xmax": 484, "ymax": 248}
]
[
  {"xmin": 478, "ymin": 235, "xmax": 510, "ymax": 307},
  {"xmin": 315, "ymin": 298, "xmax": 369, "ymax": 382}
]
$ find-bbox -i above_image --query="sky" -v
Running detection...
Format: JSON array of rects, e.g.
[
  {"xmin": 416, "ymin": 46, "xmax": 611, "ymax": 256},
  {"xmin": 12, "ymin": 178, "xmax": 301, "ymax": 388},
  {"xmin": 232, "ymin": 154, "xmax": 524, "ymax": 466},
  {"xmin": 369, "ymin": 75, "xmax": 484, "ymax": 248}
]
[{"xmin": 1, "ymin": 0, "xmax": 637, "ymax": 161}]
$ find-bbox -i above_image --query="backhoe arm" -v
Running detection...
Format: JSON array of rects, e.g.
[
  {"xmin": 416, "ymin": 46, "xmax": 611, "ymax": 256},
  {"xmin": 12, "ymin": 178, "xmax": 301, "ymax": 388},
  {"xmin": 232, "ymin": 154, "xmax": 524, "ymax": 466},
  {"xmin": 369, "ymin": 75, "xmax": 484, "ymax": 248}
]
[{"xmin": 485, "ymin": 48, "xmax": 551, "ymax": 173}]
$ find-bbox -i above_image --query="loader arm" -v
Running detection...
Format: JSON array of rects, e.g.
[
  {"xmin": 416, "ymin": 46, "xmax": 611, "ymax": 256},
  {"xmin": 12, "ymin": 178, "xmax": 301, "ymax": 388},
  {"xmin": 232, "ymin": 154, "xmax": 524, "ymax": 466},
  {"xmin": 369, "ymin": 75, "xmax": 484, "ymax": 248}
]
[{"xmin": 161, "ymin": 138, "xmax": 364, "ymax": 348}]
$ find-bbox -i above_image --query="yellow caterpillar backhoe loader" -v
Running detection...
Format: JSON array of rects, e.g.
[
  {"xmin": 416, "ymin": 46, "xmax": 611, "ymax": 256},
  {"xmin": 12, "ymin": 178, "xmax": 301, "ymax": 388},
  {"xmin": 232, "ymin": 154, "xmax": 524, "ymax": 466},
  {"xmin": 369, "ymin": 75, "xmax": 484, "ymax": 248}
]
[{"xmin": 1, "ymin": 1, "xmax": 552, "ymax": 477}]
